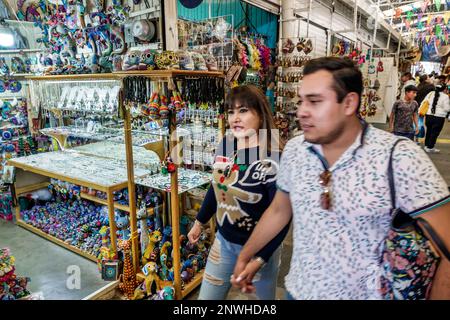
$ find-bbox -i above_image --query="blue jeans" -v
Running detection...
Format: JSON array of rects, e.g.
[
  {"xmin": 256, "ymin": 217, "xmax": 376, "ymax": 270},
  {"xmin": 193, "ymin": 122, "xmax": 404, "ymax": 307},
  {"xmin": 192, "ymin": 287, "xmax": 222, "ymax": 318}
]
[
  {"xmin": 394, "ymin": 131, "xmax": 415, "ymax": 141},
  {"xmin": 285, "ymin": 290, "xmax": 295, "ymax": 300},
  {"xmin": 198, "ymin": 232, "xmax": 281, "ymax": 300}
]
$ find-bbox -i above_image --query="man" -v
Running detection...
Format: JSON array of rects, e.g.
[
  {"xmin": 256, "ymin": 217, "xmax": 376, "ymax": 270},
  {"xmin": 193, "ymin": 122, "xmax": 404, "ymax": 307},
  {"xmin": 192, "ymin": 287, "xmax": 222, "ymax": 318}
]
[
  {"xmin": 389, "ymin": 85, "xmax": 419, "ymax": 141},
  {"xmin": 416, "ymin": 74, "xmax": 435, "ymax": 106},
  {"xmin": 231, "ymin": 57, "xmax": 450, "ymax": 300},
  {"xmin": 400, "ymin": 72, "xmax": 416, "ymax": 100}
]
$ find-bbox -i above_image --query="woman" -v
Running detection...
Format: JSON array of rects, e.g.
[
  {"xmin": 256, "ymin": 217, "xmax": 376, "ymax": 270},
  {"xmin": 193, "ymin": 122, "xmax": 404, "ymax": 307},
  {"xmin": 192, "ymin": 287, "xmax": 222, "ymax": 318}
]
[
  {"xmin": 188, "ymin": 85, "xmax": 289, "ymax": 300},
  {"xmin": 423, "ymin": 85, "xmax": 450, "ymax": 153}
]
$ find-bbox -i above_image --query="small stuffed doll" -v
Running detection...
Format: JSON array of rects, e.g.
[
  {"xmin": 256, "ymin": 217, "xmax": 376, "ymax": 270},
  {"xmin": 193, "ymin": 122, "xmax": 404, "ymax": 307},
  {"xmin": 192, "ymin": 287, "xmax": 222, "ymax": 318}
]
[
  {"xmin": 122, "ymin": 50, "xmax": 142, "ymax": 71},
  {"xmin": 158, "ymin": 95, "xmax": 169, "ymax": 119},
  {"xmin": 148, "ymin": 92, "xmax": 160, "ymax": 117}
]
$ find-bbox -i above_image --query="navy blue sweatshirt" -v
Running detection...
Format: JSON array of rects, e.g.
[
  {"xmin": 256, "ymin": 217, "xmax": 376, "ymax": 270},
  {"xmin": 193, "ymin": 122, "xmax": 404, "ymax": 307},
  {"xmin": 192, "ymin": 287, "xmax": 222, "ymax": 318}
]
[{"xmin": 196, "ymin": 138, "xmax": 290, "ymax": 262}]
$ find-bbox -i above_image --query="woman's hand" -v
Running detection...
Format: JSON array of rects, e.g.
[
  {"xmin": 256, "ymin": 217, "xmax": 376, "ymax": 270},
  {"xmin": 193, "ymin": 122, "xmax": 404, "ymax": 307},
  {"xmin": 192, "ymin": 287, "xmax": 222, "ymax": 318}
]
[{"xmin": 188, "ymin": 220, "xmax": 202, "ymax": 244}]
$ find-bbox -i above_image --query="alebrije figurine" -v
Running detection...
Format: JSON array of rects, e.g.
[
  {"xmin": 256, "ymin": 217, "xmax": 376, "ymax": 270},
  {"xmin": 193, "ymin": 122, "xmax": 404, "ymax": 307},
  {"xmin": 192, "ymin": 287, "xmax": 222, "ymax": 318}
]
[
  {"xmin": 158, "ymin": 95, "xmax": 169, "ymax": 119},
  {"xmin": 152, "ymin": 286, "xmax": 175, "ymax": 300},
  {"xmin": 115, "ymin": 212, "xmax": 130, "ymax": 240},
  {"xmin": 142, "ymin": 261, "xmax": 161, "ymax": 296},
  {"xmin": 142, "ymin": 230, "xmax": 162, "ymax": 266},
  {"xmin": 161, "ymin": 225, "xmax": 172, "ymax": 244},
  {"xmin": 122, "ymin": 50, "xmax": 142, "ymax": 71},
  {"xmin": 0, "ymin": 58, "xmax": 9, "ymax": 76},
  {"xmin": 140, "ymin": 49, "xmax": 156, "ymax": 70},
  {"xmin": 179, "ymin": 215, "xmax": 191, "ymax": 236},
  {"xmin": 148, "ymin": 92, "xmax": 160, "ymax": 117},
  {"xmin": 118, "ymin": 239, "xmax": 138, "ymax": 300},
  {"xmin": 137, "ymin": 204, "xmax": 149, "ymax": 255},
  {"xmin": 159, "ymin": 253, "xmax": 169, "ymax": 280}
]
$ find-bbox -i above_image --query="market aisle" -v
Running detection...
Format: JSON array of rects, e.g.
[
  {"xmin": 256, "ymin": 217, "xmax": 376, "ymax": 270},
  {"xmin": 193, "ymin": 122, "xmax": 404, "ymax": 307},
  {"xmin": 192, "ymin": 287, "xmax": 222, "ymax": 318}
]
[{"xmin": 0, "ymin": 219, "xmax": 106, "ymax": 300}]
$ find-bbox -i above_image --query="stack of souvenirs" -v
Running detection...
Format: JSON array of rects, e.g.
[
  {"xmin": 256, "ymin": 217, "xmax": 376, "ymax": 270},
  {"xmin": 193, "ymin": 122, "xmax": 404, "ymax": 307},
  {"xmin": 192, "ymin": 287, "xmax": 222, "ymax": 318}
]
[{"xmin": 0, "ymin": 248, "xmax": 31, "ymax": 300}]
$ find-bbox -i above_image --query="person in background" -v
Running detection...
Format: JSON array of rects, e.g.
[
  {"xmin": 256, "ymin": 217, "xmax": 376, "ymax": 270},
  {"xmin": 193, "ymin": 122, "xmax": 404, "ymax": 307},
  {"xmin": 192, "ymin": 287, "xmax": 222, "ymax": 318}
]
[
  {"xmin": 390, "ymin": 85, "xmax": 419, "ymax": 141},
  {"xmin": 400, "ymin": 72, "xmax": 416, "ymax": 100},
  {"xmin": 416, "ymin": 74, "xmax": 435, "ymax": 106},
  {"xmin": 414, "ymin": 72, "xmax": 421, "ymax": 84},
  {"xmin": 423, "ymin": 85, "xmax": 450, "ymax": 153},
  {"xmin": 230, "ymin": 57, "xmax": 450, "ymax": 300},
  {"xmin": 265, "ymin": 82, "xmax": 276, "ymax": 114},
  {"xmin": 188, "ymin": 85, "xmax": 289, "ymax": 300}
]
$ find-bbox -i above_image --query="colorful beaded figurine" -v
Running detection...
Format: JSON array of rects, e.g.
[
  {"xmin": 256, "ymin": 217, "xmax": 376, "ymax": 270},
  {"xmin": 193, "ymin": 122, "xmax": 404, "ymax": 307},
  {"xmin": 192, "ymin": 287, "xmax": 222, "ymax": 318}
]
[{"xmin": 118, "ymin": 239, "xmax": 138, "ymax": 300}]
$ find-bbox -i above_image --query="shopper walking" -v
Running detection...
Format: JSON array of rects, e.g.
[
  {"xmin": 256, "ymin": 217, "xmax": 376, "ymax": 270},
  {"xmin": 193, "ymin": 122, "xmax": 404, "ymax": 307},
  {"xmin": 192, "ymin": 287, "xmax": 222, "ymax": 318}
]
[
  {"xmin": 415, "ymin": 74, "xmax": 435, "ymax": 106},
  {"xmin": 188, "ymin": 85, "xmax": 289, "ymax": 300},
  {"xmin": 400, "ymin": 72, "xmax": 416, "ymax": 100},
  {"xmin": 389, "ymin": 85, "xmax": 419, "ymax": 141},
  {"xmin": 423, "ymin": 85, "xmax": 450, "ymax": 153},
  {"xmin": 231, "ymin": 57, "xmax": 450, "ymax": 300}
]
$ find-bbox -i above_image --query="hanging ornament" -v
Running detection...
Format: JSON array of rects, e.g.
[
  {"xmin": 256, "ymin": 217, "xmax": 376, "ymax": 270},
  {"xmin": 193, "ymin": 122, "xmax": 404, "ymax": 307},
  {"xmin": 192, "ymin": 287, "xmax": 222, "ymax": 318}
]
[
  {"xmin": 427, "ymin": 14, "xmax": 433, "ymax": 27},
  {"xmin": 436, "ymin": 24, "xmax": 443, "ymax": 37},
  {"xmin": 426, "ymin": 35, "xmax": 431, "ymax": 43},
  {"xmin": 435, "ymin": 0, "xmax": 442, "ymax": 11},
  {"xmin": 405, "ymin": 19, "xmax": 411, "ymax": 30},
  {"xmin": 406, "ymin": 11, "xmax": 413, "ymax": 21},
  {"xmin": 421, "ymin": 0, "xmax": 430, "ymax": 13},
  {"xmin": 418, "ymin": 21, "xmax": 424, "ymax": 30},
  {"xmin": 443, "ymin": 12, "xmax": 450, "ymax": 25},
  {"xmin": 395, "ymin": 8, "xmax": 402, "ymax": 19}
]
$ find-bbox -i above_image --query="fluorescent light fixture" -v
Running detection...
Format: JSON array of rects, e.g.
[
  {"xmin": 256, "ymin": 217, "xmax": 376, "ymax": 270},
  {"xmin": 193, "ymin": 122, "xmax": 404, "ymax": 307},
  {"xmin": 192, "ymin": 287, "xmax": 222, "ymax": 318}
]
[
  {"xmin": 0, "ymin": 21, "xmax": 15, "ymax": 48},
  {"xmin": 0, "ymin": 31, "xmax": 14, "ymax": 47}
]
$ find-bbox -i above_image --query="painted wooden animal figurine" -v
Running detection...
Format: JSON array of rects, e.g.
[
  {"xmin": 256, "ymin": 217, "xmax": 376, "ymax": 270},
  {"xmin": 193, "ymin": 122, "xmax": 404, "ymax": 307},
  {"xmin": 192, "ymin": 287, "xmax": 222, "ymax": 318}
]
[
  {"xmin": 137, "ymin": 203, "xmax": 149, "ymax": 255},
  {"xmin": 142, "ymin": 261, "xmax": 161, "ymax": 296},
  {"xmin": 159, "ymin": 253, "xmax": 169, "ymax": 281},
  {"xmin": 118, "ymin": 239, "xmax": 138, "ymax": 300},
  {"xmin": 142, "ymin": 230, "xmax": 162, "ymax": 265}
]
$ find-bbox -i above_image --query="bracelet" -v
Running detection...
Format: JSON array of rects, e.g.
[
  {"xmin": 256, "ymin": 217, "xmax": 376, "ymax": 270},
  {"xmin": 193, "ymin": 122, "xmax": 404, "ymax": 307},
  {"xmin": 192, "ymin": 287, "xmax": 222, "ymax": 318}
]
[{"xmin": 194, "ymin": 220, "xmax": 204, "ymax": 228}]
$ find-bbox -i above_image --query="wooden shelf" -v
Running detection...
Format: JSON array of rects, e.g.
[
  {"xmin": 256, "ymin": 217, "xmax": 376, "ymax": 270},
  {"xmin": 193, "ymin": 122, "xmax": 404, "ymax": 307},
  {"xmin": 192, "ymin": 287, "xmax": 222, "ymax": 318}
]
[
  {"xmin": 16, "ymin": 219, "xmax": 97, "ymax": 262},
  {"xmin": 113, "ymin": 70, "xmax": 225, "ymax": 78},
  {"xmin": 15, "ymin": 182, "xmax": 50, "ymax": 196},
  {"xmin": 135, "ymin": 269, "xmax": 204, "ymax": 299},
  {"xmin": 25, "ymin": 70, "xmax": 224, "ymax": 81},
  {"xmin": 182, "ymin": 269, "xmax": 204, "ymax": 298},
  {"xmin": 80, "ymin": 193, "xmax": 131, "ymax": 213},
  {"xmin": 26, "ymin": 73, "xmax": 117, "ymax": 81},
  {"xmin": 80, "ymin": 193, "xmax": 108, "ymax": 205}
]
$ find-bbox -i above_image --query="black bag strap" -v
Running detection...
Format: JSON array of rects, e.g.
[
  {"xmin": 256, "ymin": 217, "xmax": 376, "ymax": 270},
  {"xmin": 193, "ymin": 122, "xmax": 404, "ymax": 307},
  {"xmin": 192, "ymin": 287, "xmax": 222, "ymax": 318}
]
[{"xmin": 388, "ymin": 139, "xmax": 450, "ymax": 261}]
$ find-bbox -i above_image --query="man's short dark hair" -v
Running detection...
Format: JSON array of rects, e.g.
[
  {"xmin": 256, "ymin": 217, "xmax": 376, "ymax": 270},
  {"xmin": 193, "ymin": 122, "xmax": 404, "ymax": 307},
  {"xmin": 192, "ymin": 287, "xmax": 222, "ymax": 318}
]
[
  {"xmin": 404, "ymin": 85, "xmax": 418, "ymax": 92},
  {"xmin": 402, "ymin": 72, "xmax": 412, "ymax": 79},
  {"xmin": 303, "ymin": 57, "xmax": 363, "ymax": 109},
  {"xmin": 419, "ymin": 74, "xmax": 428, "ymax": 83}
]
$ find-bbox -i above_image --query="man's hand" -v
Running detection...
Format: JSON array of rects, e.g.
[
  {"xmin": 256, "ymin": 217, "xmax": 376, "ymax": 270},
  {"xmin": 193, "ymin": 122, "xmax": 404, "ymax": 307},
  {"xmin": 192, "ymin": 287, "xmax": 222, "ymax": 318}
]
[{"xmin": 230, "ymin": 256, "xmax": 264, "ymax": 293}]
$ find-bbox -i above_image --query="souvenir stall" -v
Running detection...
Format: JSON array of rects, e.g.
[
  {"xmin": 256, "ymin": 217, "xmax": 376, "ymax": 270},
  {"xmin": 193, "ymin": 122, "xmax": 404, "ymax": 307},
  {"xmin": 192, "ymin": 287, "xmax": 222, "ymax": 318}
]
[{"xmin": 274, "ymin": 36, "xmax": 314, "ymax": 141}]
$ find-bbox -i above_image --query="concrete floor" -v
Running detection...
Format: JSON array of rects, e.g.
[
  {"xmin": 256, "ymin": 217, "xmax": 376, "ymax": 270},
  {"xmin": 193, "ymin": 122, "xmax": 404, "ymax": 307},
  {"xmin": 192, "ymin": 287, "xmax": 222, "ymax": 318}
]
[
  {"xmin": 1, "ymin": 121, "xmax": 449, "ymax": 300},
  {"xmin": 0, "ymin": 218, "xmax": 107, "ymax": 300}
]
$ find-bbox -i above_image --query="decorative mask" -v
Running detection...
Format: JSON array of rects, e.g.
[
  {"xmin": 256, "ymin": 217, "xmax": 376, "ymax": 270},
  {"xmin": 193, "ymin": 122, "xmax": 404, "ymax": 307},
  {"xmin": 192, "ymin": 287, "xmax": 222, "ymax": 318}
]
[
  {"xmin": 191, "ymin": 52, "xmax": 207, "ymax": 71},
  {"xmin": 203, "ymin": 54, "xmax": 218, "ymax": 71},
  {"xmin": 155, "ymin": 51, "xmax": 179, "ymax": 70},
  {"xmin": 122, "ymin": 50, "xmax": 142, "ymax": 71},
  {"xmin": 177, "ymin": 51, "xmax": 194, "ymax": 70},
  {"xmin": 140, "ymin": 49, "xmax": 157, "ymax": 70}
]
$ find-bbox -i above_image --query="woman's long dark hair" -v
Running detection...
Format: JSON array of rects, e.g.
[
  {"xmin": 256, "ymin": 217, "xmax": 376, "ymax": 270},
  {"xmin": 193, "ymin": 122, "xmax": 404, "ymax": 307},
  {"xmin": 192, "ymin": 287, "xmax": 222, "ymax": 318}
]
[
  {"xmin": 225, "ymin": 85, "xmax": 284, "ymax": 157},
  {"xmin": 431, "ymin": 85, "xmax": 445, "ymax": 114}
]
